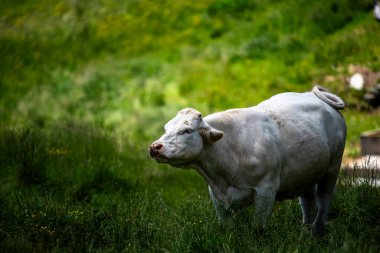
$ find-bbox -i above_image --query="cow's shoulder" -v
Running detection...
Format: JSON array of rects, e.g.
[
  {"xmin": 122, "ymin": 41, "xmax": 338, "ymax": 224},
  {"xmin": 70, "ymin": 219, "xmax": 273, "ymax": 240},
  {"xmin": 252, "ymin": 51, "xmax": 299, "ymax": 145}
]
[{"xmin": 204, "ymin": 108, "xmax": 270, "ymax": 131}]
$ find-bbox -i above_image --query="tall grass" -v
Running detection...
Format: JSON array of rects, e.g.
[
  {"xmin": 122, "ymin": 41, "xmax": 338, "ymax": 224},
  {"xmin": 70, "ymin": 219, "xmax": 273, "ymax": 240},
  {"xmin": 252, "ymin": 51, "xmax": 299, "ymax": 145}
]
[{"xmin": 0, "ymin": 125, "xmax": 379, "ymax": 252}]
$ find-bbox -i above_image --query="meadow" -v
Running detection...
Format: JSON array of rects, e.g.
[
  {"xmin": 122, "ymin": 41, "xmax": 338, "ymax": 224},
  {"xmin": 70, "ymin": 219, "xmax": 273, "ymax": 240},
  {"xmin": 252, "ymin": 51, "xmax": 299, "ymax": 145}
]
[
  {"xmin": 1, "ymin": 0, "xmax": 380, "ymax": 252},
  {"xmin": 0, "ymin": 126, "xmax": 379, "ymax": 252}
]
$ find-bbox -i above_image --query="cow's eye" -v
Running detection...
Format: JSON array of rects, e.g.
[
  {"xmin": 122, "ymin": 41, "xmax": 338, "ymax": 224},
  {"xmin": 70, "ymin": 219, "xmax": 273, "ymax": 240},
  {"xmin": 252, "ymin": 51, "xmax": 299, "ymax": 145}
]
[{"xmin": 180, "ymin": 129, "xmax": 193, "ymax": 135}]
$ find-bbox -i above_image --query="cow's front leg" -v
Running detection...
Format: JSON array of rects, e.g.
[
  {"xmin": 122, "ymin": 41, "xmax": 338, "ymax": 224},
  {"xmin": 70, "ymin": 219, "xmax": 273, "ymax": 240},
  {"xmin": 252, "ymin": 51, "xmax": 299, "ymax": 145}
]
[
  {"xmin": 253, "ymin": 185, "xmax": 277, "ymax": 228},
  {"xmin": 208, "ymin": 186, "xmax": 232, "ymax": 222}
]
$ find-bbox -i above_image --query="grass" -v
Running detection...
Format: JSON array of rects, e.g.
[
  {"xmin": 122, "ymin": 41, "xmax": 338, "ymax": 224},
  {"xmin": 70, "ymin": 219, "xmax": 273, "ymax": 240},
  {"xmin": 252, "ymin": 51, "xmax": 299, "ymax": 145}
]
[
  {"xmin": 0, "ymin": 126, "xmax": 379, "ymax": 252},
  {"xmin": 1, "ymin": 0, "xmax": 380, "ymax": 252}
]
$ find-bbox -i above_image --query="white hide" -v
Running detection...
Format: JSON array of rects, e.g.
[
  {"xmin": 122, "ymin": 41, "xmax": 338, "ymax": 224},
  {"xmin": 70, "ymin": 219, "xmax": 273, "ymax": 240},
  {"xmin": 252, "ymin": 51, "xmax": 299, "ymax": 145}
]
[{"xmin": 150, "ymin": 87, "xmax": 346, "ymax": 234}]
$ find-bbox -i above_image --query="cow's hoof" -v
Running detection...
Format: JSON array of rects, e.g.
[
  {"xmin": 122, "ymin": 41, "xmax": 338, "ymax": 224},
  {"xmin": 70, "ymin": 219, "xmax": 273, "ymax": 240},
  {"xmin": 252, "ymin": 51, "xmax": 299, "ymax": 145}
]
[{"xmin": 312, "ymin": 223, "xmax": 328, "ymax": 237}]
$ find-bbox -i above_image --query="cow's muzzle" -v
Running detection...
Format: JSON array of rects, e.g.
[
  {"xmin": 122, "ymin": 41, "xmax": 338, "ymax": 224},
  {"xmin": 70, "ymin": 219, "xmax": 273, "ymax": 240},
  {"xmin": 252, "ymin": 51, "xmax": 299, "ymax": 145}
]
[{"xmin": 149, "ymin": 142, "xmax": 163, "ymax": 157}]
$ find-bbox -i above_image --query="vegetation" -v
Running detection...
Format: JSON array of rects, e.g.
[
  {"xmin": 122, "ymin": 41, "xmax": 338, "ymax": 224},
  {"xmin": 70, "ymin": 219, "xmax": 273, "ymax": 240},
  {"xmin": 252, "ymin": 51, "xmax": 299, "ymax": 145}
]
[
  {"xmin": 1, "ymin": 126, "xmax": 379, "ymax": 252},
  {"xmin": 1, "ymin": 0, "xmax": 380, "ymax": 252}
]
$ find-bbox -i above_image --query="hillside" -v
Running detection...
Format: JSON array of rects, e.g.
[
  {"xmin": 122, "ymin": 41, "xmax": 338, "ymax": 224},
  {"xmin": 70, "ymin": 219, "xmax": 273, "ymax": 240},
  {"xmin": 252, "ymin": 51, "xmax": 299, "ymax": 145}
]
[{"xmin": 1, "ymin": 0, "xmax": 380, "ymax": 149}]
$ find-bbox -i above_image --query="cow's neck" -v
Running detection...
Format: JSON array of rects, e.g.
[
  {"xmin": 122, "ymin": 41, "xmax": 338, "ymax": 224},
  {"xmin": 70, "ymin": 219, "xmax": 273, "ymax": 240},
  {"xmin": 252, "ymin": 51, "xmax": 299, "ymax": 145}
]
[{"xmin": 191, "ymin": 148, "xmax": 236, "ymax": 205}]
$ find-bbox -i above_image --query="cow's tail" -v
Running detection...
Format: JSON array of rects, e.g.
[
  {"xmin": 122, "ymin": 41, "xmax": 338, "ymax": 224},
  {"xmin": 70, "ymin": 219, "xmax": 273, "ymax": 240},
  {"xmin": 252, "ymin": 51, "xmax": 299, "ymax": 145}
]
[{"xmin": 312, "ymin": 85, "xmax": 345, "ymax": 110}]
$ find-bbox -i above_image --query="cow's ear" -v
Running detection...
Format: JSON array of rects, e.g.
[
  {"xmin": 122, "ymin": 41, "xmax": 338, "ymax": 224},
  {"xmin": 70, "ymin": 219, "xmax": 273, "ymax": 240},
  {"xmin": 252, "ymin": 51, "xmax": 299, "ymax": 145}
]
[
  {"xmin": 201, "ymin": 127, "xmax": 223, "ymax": 143},
  {"xmin": 209, "ymin": 128, "xmax": 223, "ymax": 142}
]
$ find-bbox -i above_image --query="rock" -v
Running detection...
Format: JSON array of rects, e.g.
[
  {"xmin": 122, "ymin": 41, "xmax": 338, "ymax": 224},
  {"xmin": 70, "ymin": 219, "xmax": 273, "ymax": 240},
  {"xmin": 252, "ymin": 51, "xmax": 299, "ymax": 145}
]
[
  {"xmin": 375, "ymin": 0, "xmax": 380, "ymax": 22},
  {"xmin": 349, "ymin": 73, "xmax": 364, "ymax": 90},
  {"xmin": 344, "ymin": 155, "xmax": 380, "ymax": 171},
  {"xmin": 342, "ymin": 155, "xmax": 380, "ymax": 187}
]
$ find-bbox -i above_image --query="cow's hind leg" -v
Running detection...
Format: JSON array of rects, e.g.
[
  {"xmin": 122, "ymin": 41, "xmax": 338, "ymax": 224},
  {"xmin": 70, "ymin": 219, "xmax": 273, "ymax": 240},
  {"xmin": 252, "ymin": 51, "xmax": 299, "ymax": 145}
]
[
  {"xmin": 313, "ymin": 161, "xmax": 340, "ymax": 235},
  {"xmin": 299, "ymin": 186, "xmax": 317, "ymax": 225}
]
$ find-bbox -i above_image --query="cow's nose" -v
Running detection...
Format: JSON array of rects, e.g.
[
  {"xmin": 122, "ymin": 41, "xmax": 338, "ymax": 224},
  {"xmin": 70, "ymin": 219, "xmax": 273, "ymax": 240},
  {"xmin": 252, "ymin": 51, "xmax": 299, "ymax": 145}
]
[
  {"xmin": 153, "ymin": 143, "xmax": 163, "ymax": 150},
  {"xmin": 149, "ymin": 142, "xmax": 163, "ymax": 157}
]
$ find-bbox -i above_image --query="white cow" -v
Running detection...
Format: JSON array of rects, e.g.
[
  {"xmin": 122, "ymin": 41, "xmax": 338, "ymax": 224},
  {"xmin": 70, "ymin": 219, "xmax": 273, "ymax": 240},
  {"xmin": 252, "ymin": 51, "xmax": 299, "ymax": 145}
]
[{"xmin": 149, "ymin": 86, "xmax": 346, "ymax": 234}]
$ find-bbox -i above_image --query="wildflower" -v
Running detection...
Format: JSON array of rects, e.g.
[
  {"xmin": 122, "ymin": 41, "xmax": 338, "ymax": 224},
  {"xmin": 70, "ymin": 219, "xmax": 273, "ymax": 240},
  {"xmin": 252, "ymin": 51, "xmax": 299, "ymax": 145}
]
[{"xmin": 47, "ymin": 148, "xmax": 70, "ymax": 156}]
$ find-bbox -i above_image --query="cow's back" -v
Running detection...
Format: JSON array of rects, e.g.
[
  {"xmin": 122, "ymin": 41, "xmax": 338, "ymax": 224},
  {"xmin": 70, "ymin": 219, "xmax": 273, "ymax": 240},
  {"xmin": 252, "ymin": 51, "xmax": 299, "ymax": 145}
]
[{"xmin": 256, "ymin": 91, "xmax": 346, "ymax": 152}]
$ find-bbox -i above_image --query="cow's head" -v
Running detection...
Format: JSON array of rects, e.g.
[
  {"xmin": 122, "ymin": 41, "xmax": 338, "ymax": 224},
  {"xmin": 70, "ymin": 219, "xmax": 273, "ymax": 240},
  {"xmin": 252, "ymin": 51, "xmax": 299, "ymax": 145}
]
[{"xmin": 149, "ymin": 108, "xmax": 223, "ymax": 166}]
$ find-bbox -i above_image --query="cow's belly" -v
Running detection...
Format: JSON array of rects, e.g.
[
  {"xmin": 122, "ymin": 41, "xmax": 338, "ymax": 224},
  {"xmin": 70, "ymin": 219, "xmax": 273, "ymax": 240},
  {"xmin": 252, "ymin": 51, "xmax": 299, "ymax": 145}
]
[
  {"xmin": 276, "ymin": 169, "xmax": 322, "ymax": 200},
  {"xmin": 276, "ymin": 137, "xmax": 331, "ymax": 200}
]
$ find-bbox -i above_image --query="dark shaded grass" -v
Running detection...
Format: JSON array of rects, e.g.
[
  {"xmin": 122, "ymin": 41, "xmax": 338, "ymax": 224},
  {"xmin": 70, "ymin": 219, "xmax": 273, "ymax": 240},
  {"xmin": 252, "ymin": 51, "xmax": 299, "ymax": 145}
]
[{"xmin": 0, "ymin": 126, "xmax": 379, "ymax": 252}]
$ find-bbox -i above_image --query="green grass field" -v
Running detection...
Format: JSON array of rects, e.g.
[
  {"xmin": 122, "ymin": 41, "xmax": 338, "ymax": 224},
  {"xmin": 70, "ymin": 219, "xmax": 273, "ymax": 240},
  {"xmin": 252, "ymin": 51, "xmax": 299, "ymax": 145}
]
[
  {"xmin": 0, "ymin": 127, "xmax": 379, "ymax": 252},
  {"xmin": 1, "ymin": 0, "xmax": 380, "ymax": 252}
]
